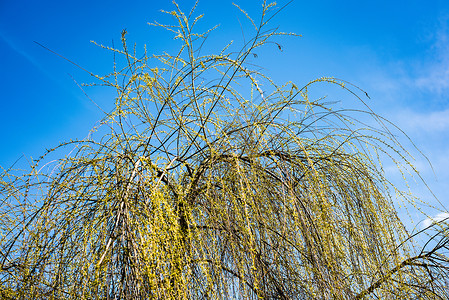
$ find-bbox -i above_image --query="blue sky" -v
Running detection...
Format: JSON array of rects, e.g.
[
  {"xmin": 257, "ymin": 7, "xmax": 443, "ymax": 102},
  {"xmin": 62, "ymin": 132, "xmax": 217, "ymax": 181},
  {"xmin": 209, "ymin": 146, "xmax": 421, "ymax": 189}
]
[{"xmin": 1, "ymin": 0, "xmax": 449, "ymax": 228}]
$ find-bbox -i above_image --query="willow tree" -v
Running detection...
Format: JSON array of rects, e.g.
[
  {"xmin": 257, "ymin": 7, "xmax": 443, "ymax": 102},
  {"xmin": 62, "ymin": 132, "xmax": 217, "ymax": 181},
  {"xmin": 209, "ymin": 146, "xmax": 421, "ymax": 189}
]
[{"xmin": 1, "ymin": 1, "xmax": 448, "ymax": 299}]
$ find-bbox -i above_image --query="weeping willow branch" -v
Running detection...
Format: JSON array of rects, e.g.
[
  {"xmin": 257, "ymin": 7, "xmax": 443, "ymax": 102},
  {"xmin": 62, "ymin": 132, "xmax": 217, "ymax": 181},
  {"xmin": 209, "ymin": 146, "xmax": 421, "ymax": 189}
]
[{"xmin": 1, "ymin": 1, "xmax": 448, "ymax": 299}]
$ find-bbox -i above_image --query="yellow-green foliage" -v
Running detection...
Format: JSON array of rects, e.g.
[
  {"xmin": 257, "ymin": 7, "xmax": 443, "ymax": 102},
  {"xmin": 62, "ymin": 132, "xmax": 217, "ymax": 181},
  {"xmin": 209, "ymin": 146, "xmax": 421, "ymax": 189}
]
[{"xmin": 0, "ymin": 1, "xmax": 448, "ymax": 299}]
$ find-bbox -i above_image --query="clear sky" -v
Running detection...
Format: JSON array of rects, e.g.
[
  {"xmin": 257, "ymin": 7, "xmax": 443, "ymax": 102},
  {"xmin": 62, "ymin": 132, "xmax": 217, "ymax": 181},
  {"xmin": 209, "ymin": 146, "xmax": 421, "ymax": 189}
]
[{"xmin": 1, "ymin": 0, "xmax": 449, "ymax": 228}]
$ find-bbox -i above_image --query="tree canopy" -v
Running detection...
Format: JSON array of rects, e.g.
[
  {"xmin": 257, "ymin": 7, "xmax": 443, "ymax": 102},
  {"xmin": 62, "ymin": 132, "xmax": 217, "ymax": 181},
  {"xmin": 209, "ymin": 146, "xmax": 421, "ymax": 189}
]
[{"xmin": 1, "ymin": 1, "xmax": 448, "ymax": 299}]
